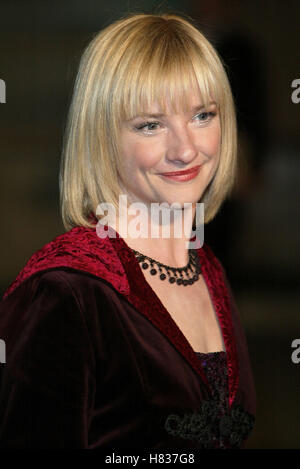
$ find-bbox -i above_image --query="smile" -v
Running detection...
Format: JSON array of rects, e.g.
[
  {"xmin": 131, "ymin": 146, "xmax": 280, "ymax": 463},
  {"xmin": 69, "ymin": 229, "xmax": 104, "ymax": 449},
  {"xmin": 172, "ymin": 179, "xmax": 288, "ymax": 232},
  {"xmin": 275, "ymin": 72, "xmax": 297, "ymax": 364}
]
[{"xmin": 158, "ymin": 165, "xmax": 201, "ymax": 182}]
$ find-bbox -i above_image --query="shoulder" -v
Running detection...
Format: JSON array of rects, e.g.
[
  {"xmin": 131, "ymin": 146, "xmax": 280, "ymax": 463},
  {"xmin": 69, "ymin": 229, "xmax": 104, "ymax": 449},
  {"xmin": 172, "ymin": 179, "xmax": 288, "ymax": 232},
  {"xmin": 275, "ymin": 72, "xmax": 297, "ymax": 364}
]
[
  {"xmin": 0, "ymin": 267, "xmax": 124, "ymax": 346},
  {"xmin": 197, "ymin": 242, "xmax": 227, "ymax": 281},
  {"xmin": 198, "ymin": 242, "xmax": 236, "ymax": 317},
  {"xmin": 0, "ymin": 268, "xmax": 100, "ymax": 412},
  {"xmin": 0, "ymin": 269, "xmax": 86, "ymax": 331},
  {"xmin": 2, "ymin": 225, "xmax": 128, "ymax": 301},
  {"xmin": 2, "ymin": 226, "xmax": 87, "ymax": 300},
  {"xmin": 0, "ymin": 264, "xmax": 119, "ymax": 363}
]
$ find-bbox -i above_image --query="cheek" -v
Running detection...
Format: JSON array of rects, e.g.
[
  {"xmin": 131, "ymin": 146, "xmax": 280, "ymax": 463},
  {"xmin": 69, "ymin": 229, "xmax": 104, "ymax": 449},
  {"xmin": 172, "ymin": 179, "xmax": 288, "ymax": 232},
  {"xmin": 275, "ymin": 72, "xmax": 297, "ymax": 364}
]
[
  {"xmin": 125, "ymin": 140, "xmax": 162, "ymax": 170},
  {"xmin": 196, "ymin": 127, "xmax": 221, "ymax": 176},
  {"xmin": 204, "ymin": 125, "xmax": 221, "ymax": 156},
  {"xmin": 212, "ymin": 132, "xmax": 221, "ymax": 155}
]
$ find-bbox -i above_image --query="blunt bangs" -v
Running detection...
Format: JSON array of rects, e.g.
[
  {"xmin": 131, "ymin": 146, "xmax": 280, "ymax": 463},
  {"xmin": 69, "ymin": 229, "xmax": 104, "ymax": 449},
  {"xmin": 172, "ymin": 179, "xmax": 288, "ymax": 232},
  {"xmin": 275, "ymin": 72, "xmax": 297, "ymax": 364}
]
[{"xmin": 113, "ymin": 20, "xmax": 221, "ymax": 122}]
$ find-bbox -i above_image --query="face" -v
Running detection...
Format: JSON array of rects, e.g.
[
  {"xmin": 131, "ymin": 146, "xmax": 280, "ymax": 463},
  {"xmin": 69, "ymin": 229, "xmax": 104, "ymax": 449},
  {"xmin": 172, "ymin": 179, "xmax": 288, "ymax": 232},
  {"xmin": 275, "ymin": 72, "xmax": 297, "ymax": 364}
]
[{"xmin": 118, "ymin": 92, "xmax": 221, "ymax": 211}]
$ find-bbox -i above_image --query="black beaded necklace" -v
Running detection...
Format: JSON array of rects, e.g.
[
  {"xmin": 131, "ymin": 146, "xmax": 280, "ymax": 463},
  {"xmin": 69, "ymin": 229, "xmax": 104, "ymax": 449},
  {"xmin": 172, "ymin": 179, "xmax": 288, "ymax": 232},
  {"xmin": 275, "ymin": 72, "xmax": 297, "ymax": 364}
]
[{"xmin": 132, "ymin": 248, "xmax": 201, "ymax": 286}]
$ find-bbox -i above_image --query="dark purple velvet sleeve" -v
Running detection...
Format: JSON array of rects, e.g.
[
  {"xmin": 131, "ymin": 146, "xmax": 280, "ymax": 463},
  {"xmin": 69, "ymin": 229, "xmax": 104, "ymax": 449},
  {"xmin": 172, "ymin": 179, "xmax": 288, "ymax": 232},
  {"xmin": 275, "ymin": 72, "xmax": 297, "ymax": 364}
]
[{"xmin": 0, "ymin": 271, "xmax": 95, "ymax": 448}]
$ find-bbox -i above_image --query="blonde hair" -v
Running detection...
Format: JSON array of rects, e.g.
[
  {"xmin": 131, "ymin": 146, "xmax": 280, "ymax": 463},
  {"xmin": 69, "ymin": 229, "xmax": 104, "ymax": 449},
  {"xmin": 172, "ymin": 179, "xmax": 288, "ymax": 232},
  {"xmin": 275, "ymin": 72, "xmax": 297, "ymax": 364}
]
[{"xmin": 59, "ymin": 12, "xmax": 237, "ymax": 230}]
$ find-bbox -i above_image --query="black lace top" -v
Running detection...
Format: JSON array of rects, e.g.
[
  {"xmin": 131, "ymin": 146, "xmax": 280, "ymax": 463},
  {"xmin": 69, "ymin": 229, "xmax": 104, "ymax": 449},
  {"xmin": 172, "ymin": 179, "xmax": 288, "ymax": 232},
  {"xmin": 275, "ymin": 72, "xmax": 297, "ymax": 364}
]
[
  {"xmin": 196, "ymin": 351, "xmax": 229, "ymax": 413},
  {"xmin": 191, "ymin": 351, "xmax": 254, "ymax": 449},
  {"xmin": 194, "ymin": 351, "xmax": 230, "ymax": 448}
]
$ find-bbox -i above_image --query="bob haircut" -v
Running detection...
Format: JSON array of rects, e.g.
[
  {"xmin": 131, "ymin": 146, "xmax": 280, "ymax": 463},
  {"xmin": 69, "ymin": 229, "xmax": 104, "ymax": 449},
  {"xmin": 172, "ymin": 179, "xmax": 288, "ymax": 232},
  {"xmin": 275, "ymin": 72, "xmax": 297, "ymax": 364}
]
[{"xmin": 60, "ymin": 13, "xmax": 237, "ymax": 230}]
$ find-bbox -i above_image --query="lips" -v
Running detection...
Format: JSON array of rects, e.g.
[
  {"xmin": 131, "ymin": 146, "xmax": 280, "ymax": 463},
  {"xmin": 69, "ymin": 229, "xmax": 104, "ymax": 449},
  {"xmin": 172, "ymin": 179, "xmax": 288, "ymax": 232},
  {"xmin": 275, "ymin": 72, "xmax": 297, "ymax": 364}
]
[
  {"xmin": 158, "ymin": 165, "xmax": 201, "ymax": 182},
  {"xmin": 159, "ymin": 165, "xmax": 201, "ymax": 176}
]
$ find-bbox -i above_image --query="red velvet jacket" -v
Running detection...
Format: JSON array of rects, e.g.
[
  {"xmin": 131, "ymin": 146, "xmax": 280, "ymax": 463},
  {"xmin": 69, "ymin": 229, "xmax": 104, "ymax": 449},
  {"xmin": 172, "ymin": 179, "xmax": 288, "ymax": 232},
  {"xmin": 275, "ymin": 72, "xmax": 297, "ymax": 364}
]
[{"xmin": 0, "ymin": 221, "xmax": 256, "ymax": 449}]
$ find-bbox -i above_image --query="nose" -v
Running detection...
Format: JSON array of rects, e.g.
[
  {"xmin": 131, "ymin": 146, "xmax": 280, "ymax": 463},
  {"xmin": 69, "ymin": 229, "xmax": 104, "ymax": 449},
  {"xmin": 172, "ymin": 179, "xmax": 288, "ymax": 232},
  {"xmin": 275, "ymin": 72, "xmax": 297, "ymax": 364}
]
[{"xmin": 165, "ymin": 125, "xmax": 198, "ymax": 165}]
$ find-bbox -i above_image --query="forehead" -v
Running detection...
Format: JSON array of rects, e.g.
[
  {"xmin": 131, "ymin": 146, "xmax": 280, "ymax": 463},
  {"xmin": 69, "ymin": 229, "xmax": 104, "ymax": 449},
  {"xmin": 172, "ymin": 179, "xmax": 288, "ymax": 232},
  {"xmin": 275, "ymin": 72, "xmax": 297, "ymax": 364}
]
[
  {"xmin": 117, "ymin": 57, "xmax": 220, "ymax": 122},
  {"xmin": 125, "ymin": 88, "xmax": 217, "ymax": 121}
]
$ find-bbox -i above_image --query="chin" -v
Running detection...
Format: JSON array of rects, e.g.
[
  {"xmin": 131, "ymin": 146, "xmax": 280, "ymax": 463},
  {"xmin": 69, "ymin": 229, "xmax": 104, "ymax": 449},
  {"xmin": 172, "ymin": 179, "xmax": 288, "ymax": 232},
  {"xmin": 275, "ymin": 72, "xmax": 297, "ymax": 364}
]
[{"xmin": 157, "ymin": 190, "xmax": 203, "ymax": 207}]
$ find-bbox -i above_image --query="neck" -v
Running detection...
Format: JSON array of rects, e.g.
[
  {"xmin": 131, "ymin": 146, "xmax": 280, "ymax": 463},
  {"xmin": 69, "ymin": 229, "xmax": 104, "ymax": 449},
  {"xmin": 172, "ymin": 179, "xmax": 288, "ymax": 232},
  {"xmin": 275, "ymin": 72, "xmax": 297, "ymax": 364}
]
[{"xmin": 105, "ymin": 201, "xmax": 203, "ymax": 267}]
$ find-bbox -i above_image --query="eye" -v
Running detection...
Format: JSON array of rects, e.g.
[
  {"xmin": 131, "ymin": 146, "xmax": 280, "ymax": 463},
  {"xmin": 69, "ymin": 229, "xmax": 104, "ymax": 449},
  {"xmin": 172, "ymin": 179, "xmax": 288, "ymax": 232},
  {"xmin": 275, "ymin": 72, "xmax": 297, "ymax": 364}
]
[
  {"xmin": 193, "ymin": 111, "xmax": 216, "ymax": 123},
  {"xmin": 135, "ymin": 121, "xmax": 161, "ymax": 133}
]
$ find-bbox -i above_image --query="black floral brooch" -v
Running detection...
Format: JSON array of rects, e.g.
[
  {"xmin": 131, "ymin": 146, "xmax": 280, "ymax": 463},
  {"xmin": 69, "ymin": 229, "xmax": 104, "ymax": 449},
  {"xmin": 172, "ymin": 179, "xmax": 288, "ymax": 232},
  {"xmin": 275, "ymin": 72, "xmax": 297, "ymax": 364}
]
[{"xmin": 164, "ymin": 402, "xmax": 255, "ymax": 449}]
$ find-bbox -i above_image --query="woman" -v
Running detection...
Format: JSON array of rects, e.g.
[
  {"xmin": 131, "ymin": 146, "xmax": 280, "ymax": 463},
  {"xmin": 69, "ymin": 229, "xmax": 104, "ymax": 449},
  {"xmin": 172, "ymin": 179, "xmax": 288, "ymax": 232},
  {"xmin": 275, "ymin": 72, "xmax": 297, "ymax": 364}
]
[{"xmin": 0, "ymin": 13, "xmax": 256, "ymax": 449}]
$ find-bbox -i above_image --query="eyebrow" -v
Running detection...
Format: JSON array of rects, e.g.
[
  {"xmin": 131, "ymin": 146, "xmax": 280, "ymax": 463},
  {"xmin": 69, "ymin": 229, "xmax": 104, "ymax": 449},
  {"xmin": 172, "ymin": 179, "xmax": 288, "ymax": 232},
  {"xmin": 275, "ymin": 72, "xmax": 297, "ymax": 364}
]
[{"xmin": 130, "ymin": 101, "xmax": 217, "ymax": 120}]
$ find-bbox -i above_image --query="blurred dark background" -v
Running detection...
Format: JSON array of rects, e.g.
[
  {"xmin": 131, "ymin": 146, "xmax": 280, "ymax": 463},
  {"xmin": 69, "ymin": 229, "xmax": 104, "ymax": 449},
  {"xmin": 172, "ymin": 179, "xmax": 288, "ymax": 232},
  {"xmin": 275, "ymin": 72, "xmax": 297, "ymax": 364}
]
[{"xmin": 0, "ymin": 0, "xmax": 299, "ymax": 448}]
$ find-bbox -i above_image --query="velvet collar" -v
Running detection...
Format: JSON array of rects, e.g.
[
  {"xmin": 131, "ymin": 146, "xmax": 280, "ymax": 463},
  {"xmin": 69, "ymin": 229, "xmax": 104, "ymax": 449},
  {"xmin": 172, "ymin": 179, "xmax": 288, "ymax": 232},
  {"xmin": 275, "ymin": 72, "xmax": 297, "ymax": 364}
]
[{"xmin": 3, "ymin": 219, "xmax": 239, "ymax": 407}]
